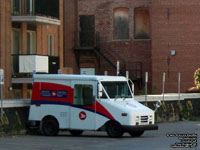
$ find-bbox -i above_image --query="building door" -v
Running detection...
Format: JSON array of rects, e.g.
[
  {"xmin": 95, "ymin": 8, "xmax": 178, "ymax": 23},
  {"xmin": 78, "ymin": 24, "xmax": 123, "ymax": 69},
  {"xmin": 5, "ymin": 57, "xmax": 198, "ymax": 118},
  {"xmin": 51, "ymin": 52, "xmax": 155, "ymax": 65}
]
[
  {"xmin": 79, "ymin": 15, "xmax": 95, "ymax": 47},
  {"xmin": 70, "ymin": 81, "xmax": 96, "ymax": 130}
]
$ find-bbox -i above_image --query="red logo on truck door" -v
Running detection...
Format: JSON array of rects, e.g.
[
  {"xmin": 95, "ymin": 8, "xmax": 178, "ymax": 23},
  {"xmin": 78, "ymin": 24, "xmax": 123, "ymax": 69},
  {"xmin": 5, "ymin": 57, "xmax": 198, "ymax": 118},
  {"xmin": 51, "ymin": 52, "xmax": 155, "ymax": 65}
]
[{"xmin": 79, "ymin": 111, "xmax": 87, "ymax": 120}]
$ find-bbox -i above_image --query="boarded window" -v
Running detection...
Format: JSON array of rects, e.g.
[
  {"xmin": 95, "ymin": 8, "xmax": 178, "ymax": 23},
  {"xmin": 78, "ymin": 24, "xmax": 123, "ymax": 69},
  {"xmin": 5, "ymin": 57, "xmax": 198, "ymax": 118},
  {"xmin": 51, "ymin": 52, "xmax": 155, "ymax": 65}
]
[
  {"xmin": 114, "ymin": 8, "xmax": 129, "ymax": 40},
  {"xmin": 134, "ymin": 8, "xmax": 150, "ymax": 39},
  {"xmin": 79, "ymin": 15, "xmax": 95, "ymax": 47}
]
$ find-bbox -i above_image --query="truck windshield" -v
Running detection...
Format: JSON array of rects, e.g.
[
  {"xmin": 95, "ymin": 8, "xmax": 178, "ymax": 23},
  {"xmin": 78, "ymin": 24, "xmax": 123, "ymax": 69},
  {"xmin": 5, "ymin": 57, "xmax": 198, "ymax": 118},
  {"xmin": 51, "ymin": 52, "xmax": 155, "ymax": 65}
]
[{"xmin": 101, "ymin": 81, "xmax": 132, "ymax": 99}]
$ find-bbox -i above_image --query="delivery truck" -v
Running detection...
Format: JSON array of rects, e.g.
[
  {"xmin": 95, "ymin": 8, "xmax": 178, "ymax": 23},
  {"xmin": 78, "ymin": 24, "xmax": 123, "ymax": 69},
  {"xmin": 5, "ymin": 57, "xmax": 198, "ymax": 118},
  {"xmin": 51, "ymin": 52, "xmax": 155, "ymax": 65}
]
[{"xmin": 28, "ymin": 74, "xmax": 159, "ymax": 137}]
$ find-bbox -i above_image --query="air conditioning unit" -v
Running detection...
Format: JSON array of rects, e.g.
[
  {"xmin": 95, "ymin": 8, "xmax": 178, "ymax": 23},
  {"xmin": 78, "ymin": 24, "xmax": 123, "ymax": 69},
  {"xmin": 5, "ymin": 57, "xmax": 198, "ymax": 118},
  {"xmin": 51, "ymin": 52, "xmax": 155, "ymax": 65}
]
[{"xmin": 19, "ymin": 55, "xmax": 49, "ymax": 73}]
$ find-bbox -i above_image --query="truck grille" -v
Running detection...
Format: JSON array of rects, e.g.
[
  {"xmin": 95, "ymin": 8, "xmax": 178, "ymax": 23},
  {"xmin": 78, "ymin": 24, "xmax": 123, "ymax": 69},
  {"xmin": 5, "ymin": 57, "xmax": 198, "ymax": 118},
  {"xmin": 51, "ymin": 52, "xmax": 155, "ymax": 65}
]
[{"xmin": 141, "ymin": 116, "xmax": 148, "ymax": 123}]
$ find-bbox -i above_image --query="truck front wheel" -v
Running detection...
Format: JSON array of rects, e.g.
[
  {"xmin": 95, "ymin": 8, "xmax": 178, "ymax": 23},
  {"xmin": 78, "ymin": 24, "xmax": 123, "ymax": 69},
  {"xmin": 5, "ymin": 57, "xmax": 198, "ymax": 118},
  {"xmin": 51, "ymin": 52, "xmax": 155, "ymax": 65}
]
[
  {"xmin": 129, "ymin": 130, "xmax": 144, "ymax": 137},
  {"xmin": 41, "ymin": 117, "xmax": 59, "ymax": 136},
  {"xmin": 106, "ymin": 122, "xmax": 124, "ymax": 138}
]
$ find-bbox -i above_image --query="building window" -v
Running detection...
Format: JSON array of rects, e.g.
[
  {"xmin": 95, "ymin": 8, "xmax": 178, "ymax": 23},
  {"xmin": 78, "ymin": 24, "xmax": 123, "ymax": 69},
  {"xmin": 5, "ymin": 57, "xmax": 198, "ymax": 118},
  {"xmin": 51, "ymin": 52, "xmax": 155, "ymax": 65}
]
[
  {"xmin": 74, "ymin": 84, "xmax": 93, "ymax": 106},
  {"xmin": 114, "ymin": 7, "xmax": 129, "ymax": 40},
  {"xmin": 134, "ymin": 7, "xmax": 150, "ymax": 39},
  {"xmin": 12, "ymin": 28, "xmax": 21, "ymax": 54},
  {"xmin": 27, "ymin": 31, "xmax": 36, "ymax": 54},
  {"xmin": 26, "ymin": 0, "xmax": 35, "ymax": 15},
  {"xmin": 12, "ymin": 28, "xmax": 21, "ymax": 74},
  {"xmin": 47, "ymin": 34, "xmax": 54, "ymax": 56},
  {"xmin": 12, "ymin": 0, "xmax": 21, "ymax": 15}
]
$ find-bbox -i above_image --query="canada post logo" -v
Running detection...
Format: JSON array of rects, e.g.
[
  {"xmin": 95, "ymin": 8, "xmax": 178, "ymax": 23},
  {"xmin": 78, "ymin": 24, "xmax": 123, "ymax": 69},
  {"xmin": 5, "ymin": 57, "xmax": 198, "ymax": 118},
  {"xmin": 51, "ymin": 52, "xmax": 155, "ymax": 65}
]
[{"xmin": 40, "ymin": 90, "xmax": 67, "ymax": 98}]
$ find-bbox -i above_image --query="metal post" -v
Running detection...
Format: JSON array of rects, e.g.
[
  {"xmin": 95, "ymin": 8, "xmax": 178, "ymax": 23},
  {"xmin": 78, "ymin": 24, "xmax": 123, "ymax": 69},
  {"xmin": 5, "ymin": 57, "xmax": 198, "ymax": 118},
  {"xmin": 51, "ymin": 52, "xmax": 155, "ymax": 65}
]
[
  {"xmin": 104, "ymin": 71, "xmax": 108, "ymax": 76},
  {"xmin": 58, "ymin": 69, "xmax": 62, "ymax": 74},
  {"xmin": 178, "ymin": 72, "xmax": 181, "ymax": 104},
  {"xmin": 162, "ymin": 72, "xmax": 166, "ymax": 102},
  {"xmin": 1, "ymin": 84, "xmax": 2, "ymax": 118},
  {"xmin": 0, "ymin": 69, "xmax": 4, "ymax": 118},
  {"xmin": 117, "ymin": 61, "xmax": 120, "ymax": 76},
  {"xmin": 145, "ymin": 72, "xmax": 148, "ymax": 105},
  {"xmin": 126, "ymin": 71, "xmax": 129, "ymax": 79}
]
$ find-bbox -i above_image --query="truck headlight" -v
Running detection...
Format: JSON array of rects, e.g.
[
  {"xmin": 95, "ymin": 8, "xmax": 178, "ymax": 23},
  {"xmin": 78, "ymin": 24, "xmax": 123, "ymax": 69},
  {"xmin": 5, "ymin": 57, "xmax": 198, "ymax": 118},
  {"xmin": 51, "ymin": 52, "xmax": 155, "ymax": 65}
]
[
  {"xmin": 136, "ymin": 116, "xmax": 140, "ymax": 121},
  {"xmin": 149, "ymin": 115, "xmax": 153, "ymax": 121}
]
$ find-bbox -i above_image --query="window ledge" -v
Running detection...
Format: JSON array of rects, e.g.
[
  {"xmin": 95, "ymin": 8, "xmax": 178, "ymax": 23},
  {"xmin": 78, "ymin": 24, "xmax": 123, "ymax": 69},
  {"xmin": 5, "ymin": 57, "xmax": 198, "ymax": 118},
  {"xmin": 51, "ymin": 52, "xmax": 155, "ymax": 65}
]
[{"xmin": 134, "ymin": 39, "xmax": 151, "ymax": 41}]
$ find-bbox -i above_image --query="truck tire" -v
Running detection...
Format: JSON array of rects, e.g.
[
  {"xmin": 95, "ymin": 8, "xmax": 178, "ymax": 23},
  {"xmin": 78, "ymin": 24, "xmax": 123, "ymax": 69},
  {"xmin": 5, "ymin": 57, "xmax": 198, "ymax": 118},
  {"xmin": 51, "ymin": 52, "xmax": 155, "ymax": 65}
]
[
  {"xmin": 69, "ymin": 130, "xmax": 83, "ymax": 136},
  {"xmin": 41, "ymin": 118, "xmax": 59, "ymax": 136},
  {"xmin": 106, "ymin": 122, "xmax": 124, "ymax": 138},
  {"xmin": 129, "ymin": 130, "xmax": 144, "ymax": 137}
]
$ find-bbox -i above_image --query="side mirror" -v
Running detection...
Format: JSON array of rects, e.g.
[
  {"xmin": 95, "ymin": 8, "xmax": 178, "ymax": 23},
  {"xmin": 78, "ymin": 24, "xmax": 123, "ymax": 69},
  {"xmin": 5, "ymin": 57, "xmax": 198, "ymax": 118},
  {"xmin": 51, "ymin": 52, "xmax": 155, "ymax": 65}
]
[
  {"xmin": 98, "ymin": 83, "xmax": 103, "ymax": 98},
  {"xmin": 128, "ymin": 79, "xmax": 134, "ymax": 95},
  {"xmin": 131, "ymin": 84, "xmax": 134, "ymax": 94},
  {"xmin": 154, "ymin": 100, "xmax": 161, "ymax": 112}
]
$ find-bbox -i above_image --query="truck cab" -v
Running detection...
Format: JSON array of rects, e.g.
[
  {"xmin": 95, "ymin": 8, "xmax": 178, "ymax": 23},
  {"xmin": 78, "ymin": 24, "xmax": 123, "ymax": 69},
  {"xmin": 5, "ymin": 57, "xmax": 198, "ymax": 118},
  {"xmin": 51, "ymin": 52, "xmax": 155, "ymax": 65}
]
[{"xmin": 29, "ymin": 74, "xmax": 158, "ymax": 137}]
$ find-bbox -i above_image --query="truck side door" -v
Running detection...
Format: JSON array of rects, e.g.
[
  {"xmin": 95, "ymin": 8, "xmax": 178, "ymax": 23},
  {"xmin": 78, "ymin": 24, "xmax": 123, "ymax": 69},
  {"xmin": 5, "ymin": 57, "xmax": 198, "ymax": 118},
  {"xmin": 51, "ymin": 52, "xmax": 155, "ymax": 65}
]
[{"xmin": 70, "ymin": 81, "xmax": 96, "ymax": 130}]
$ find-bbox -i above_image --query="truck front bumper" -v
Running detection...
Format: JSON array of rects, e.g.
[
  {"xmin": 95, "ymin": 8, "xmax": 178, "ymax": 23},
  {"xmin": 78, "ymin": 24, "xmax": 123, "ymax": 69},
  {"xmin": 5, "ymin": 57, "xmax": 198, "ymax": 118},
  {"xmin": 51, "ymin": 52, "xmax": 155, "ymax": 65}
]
[{"xmin": 122, "ymin": 124, "xmax": 158, "ymax": 132}]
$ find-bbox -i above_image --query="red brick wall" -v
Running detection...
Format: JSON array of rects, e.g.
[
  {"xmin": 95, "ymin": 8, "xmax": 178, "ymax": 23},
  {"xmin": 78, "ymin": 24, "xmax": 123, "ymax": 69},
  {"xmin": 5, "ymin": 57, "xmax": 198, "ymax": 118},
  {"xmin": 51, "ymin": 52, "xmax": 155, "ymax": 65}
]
[
  {"xmin": 63, "ymin": 0, "xmax": 79, "ymax": 73},
  {"xmin": 78, "ymin": 0, "xmax": 152, "ymax": 90},
  {"xmin": 152, "ymin": 0, "xmax": 200, "ymax": 93},
  {"xmin": 36, "ymin": 25, "xmax": 60, "ymax": 56},
  {"xmin": 0, "ymin": 0, "xmax": 12, "ymax": 98}
]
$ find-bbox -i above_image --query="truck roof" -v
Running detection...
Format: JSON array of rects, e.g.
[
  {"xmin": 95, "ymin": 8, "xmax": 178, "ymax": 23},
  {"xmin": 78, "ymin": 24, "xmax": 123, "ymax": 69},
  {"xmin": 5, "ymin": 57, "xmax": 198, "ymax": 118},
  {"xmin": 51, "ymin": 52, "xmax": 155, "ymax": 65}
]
[{"xmin": 33, "ymin": 74, "xmax": 128, "ymax": 82}]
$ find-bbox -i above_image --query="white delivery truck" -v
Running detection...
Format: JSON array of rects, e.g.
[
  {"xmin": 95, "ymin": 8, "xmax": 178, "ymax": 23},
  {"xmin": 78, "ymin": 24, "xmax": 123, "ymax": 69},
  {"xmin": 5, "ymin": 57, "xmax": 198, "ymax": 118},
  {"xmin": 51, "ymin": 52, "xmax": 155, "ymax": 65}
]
[{"xmin": 29, "ymin": 74, "xmax": 159, "ymax": 138}]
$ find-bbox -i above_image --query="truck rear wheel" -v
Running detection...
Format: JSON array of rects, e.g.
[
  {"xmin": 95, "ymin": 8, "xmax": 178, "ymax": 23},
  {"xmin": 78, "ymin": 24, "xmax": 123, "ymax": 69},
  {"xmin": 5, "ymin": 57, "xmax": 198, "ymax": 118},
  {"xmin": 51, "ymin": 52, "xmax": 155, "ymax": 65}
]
[
  {"xmin": 106, "ymin": 122, "xmax": 124, "ymax": 138},
  {"xmin": 41, "ymin": 117, "xmax": 59, "ymax": 136},
  {"xmin": 69, "ymin": 130, "xmax": 83, "ymax": 136},
  {"xmin": 129, "ymin": 130, "xmax": 144, "ymax": 137}
]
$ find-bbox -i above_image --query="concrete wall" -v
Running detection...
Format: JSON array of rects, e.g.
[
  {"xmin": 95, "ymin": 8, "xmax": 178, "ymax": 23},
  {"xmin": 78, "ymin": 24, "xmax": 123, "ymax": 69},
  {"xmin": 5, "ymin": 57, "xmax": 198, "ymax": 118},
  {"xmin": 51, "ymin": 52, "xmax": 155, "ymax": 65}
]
[
  {"xmin": 0, "ymin": 107, "xmax": 29, "ymax": 135},
  {"xmin": 147, "ymin": 99, "xmax": 200, "ymax": 122}
]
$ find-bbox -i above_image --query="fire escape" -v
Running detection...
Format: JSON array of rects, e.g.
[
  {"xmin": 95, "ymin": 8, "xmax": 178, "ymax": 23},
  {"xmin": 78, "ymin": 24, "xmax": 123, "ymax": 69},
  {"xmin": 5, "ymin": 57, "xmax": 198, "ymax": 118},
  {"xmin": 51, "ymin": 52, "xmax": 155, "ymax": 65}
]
[{"xmin": 73, "ymin": 15, "xmax": 143, "ymax": 88}]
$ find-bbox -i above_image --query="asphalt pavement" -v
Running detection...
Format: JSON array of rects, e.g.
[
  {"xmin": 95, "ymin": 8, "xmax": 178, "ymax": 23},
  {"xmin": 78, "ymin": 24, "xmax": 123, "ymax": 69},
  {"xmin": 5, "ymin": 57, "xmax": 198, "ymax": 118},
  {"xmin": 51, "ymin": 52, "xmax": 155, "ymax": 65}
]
[{"xmin": 0, "ymin": 121, "xmax": 199, "ymax": 150}]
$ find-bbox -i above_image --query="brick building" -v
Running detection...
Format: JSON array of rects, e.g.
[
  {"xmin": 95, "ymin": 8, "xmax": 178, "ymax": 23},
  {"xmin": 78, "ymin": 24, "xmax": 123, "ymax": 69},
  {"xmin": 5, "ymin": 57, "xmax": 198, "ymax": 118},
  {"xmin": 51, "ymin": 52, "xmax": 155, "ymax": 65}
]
[
  {"xmin": 71, "ymin": 0, "xmax": 152, "ymax": 93},
  {"xmin": 0, "ymin": 0, "xmax": 64, "ymax": 98},
  {"xmin": 151, "ymin": 0, "xmax": 200, "ymax": 93},
  {"xmin": 64, "ymin": 0, "xmax": 200, "ymax": 94},
  {"xmin": 1, "ymin": 0, "xmax": 200, "ymax": 98}
]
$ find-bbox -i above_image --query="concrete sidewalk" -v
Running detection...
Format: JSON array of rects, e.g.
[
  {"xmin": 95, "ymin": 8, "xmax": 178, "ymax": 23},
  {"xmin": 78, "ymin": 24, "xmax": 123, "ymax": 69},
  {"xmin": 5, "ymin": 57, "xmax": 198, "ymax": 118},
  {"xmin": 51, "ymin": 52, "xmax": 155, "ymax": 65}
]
[{"xmin": 135, "ymin": 93, "xmax": 200, "ymax": 102}]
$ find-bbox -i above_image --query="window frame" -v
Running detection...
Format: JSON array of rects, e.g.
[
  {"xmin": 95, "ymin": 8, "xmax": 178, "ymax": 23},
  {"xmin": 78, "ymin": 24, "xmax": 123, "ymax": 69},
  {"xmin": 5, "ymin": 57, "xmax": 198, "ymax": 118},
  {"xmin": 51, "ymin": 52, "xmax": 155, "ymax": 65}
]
[
  {"xmin": 12, "ymin": 28, "xmax": 22, "ymax": 55},
  {"xmin": 27, "ymin": 30, "xmax": 36, "ymax": 54},
  {"xmin": 12, "ymin": 0, "xmax": 21, "ymax": 15},
  {"xmin": 74, "ymin": 84, "xmax": 94, "ymax": 106}
]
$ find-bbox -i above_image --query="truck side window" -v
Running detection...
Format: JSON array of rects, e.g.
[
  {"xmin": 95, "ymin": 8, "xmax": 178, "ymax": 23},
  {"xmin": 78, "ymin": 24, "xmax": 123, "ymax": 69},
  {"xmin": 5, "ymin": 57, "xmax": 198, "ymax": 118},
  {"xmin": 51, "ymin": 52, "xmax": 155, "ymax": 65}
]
[{"xmin": 74, "ymin": 84, "xmax": 93, "ymax": 106}]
